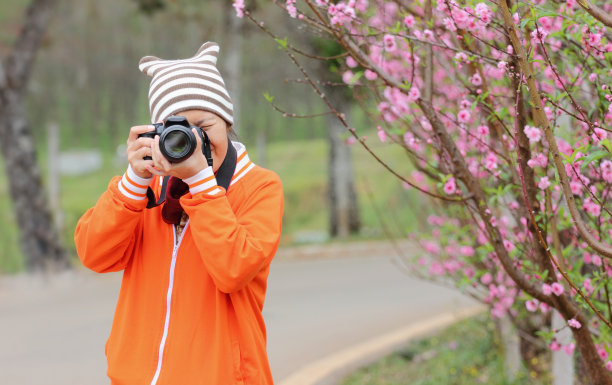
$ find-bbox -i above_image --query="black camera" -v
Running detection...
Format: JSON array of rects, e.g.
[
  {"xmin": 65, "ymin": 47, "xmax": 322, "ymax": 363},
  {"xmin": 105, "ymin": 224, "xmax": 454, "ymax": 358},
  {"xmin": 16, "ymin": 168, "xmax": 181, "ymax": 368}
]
[{"xmin": 139, "ymin": 115, "xmax": 212, "ymax": 164}]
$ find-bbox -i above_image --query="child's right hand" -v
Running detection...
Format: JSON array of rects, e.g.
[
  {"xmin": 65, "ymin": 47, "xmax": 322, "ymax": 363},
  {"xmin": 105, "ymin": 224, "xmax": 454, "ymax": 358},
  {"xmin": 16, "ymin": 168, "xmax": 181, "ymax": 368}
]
[{"xmin": 126, "ymin": 125, "xmax": 155, "ymax": 179}]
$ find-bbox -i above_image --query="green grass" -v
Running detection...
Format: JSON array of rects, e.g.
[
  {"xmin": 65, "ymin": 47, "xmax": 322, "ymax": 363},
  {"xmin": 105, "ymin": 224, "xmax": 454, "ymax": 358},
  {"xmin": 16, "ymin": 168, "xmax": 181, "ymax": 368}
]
[
  {"xmin": 0, "ymin": 136, "xmax": 424, "ymax": 272},
  {"xmin": 340, "ymin": 315, "xmax": 543, "ymax": 385}
]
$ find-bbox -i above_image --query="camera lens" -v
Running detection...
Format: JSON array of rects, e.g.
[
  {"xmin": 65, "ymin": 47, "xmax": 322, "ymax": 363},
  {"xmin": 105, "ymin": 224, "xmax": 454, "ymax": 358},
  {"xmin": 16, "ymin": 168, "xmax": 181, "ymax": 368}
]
[
  {"xmin": 159, "ymin": 125, "xmax": 196, "ymax": 162},
  {"xmin": 164, "ymin": 131, "xmax": 189, "ymax": 154}
]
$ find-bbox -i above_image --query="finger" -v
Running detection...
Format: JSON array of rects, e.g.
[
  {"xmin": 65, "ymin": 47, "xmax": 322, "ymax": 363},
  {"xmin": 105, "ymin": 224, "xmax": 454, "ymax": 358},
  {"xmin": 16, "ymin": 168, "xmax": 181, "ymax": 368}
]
[
  {"xmin": 129, "ymin": 146, "xmax": 152, "ymax": 162},
  {"xmin": 127, "ymin": 136, "xmax": 155, "ymax": 153},
  {"xmin": 145, "ymin": 164, "xmax": 166, "ymax": 177},
  {"xmin": 192, "ymin": 128, "xmax": 202, "ymax": 149},
  {"xmin": 127, "ymin": 125, "xmax": 156, "ymax": 144},
  {"xmin": 151, "ymin": 136, "xmax": 172, "ymax": 171}
]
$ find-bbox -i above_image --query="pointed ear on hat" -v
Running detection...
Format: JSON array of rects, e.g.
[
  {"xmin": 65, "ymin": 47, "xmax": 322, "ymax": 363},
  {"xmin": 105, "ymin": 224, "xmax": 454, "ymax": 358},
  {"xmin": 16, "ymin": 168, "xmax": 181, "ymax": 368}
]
[
  {"xmin": 194, "ymin": 41, "xmax": 219, "ymax": 65},
  {"xmin": 138, "ymin": 55, "xmax": 163, "ymax": 76}
]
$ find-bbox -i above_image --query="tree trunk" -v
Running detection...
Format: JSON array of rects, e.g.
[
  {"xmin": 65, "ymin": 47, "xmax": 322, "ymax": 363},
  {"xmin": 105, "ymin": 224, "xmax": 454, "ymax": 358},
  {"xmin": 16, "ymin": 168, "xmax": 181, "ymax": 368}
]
[
  {"xmin": 0, "ymin": 0, "xmax": 69, "ymax": 272},
  {"xmin": 326, "ymin": 101, "xmax": 360, "ymax": 238}
]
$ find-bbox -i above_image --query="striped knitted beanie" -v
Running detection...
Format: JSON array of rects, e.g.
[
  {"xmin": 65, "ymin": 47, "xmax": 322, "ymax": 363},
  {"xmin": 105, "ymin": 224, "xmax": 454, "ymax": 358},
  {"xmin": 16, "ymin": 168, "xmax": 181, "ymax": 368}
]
[{"xmin": 138, "ymin": 42, "xmax": 234, "ymax": 125}]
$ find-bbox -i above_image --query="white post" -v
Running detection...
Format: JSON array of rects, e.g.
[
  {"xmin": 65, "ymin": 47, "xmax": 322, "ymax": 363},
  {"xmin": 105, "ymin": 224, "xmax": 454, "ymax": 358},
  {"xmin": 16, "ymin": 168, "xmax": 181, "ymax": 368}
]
[
  {"xmin": 47, "ymin": 122, "xmax": 62, "ymax": 232},
  {"xmin": 552, "ymin": 312, "xmax": 575, "ymax": 385},
  {"xmin": 499, "ymin": 315, "xmax": 522, "ymax": 381}
]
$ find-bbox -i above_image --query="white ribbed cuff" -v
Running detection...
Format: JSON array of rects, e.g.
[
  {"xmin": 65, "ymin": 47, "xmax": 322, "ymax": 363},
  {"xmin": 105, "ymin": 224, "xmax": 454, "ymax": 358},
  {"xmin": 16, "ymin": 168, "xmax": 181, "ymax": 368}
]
[
  {"xmin": 117, "ymin": 165, "xmax": 153, "ymax": 201},
  {"xmin": 183, "ymin": 167, "xmax": 223, "ymax": 196}
]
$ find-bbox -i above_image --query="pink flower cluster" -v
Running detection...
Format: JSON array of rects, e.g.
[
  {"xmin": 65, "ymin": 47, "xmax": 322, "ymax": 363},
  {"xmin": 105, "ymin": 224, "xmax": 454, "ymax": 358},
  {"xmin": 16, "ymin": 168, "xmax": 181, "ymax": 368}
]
[
  {"xmin": 327, "ymin": 1, "xmax": 358, "ymax": 26},
  {"xmin": 523, "ymin": 125, "xmax": 542, "ymax": 143},
  {"xmin": 232, "ymin": 0, "xmax": 245, "ymax": 18},
  {"xmin": 568, "ymin": 318, "xmax": 581, "ymax": 329},
  {"xmin": 263, "ymin": 0, "xmax": 612, "ymax": 366},
  {"xmin": 542, "ymin": 282, "xmax": 564, "ymax": 296}
]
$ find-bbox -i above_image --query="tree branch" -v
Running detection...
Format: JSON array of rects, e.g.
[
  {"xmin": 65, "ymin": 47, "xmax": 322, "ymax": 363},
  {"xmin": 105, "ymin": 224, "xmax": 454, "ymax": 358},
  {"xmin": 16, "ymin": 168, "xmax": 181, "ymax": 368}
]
[
  {"xmin": 499, "ymin": 0, "xmax": 612, "ymax": 259},
  {"xmin": 577, "ymin": 0, "xmax": 612, "ymax": 28}
]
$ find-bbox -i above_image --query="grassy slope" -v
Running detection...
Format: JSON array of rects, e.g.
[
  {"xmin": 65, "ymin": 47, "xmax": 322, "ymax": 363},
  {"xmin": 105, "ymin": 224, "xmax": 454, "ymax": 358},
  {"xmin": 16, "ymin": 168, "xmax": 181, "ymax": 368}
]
[
  {"xmin": 0, "ymin": 136, "xmax": 422, "ymax": 272},
  {"xmin": 340, "ymin": 315, "xmax": 543, "ymax": 385}
]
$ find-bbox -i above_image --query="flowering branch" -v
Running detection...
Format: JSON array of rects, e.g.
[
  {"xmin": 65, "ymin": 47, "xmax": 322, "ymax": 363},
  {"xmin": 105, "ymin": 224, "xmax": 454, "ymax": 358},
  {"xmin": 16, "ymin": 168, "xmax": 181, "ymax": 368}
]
[{"xmin": 499, "ymin": 0, "xmax": 612, "ymax": 260}]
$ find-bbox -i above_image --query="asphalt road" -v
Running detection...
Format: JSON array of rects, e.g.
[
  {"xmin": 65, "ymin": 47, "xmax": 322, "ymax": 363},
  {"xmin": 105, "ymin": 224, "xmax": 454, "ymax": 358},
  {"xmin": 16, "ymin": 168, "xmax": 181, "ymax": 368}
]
[{"xmin": 0, "ymin": 251, "xmax": 478, "ymax": 385}]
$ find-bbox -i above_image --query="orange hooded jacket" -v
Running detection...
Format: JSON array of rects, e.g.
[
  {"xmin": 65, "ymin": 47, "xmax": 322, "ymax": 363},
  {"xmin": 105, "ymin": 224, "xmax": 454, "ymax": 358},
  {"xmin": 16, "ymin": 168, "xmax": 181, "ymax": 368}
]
[{"xmin": 75, "ymin": 143, "xmax": 283, "ymax": 385}]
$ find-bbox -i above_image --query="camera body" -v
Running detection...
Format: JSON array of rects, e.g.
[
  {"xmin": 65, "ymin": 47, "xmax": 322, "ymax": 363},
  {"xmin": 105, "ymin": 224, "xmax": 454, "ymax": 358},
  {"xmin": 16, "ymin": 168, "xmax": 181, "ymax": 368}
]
[{"xmin": 139, "ymin": 115, "xmax": 212, "ymax": 164}]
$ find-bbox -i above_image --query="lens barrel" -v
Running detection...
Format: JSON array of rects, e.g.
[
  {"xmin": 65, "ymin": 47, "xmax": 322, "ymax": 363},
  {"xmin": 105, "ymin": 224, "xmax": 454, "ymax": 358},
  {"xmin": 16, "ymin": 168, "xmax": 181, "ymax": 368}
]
[{"xmin": 159, "ymin": 125, "xmax": 197, "ymax": 162}]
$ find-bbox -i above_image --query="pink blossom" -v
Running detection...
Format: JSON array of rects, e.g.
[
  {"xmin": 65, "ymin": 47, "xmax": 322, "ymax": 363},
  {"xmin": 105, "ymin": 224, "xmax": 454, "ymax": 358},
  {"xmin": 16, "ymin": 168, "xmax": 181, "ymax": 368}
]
[
  {"xmin": 412, "ymin": 170, "xmax": 425, "ymax": 184},
  {"xmin": 592, "ymin": 127, "xmax": 607, "ymax": 143},
  {"xmin": 524, "ymin": 125, "xmax": 542, "ymax": 143},
  {"xmin": 599, "ymin": 347, "xmax": 609, "ymax": 361},
  {"xmin": 481, "ymin": 272, "xmax": 493, "ymax": 285},
  {"xmin": 568, "ymin": 318, "xmax": 581, "ymax": 329},
  {"xmin": 457, "ymin": 109, "xmax": 471, "ymax": 123},
  {"xmin": 232, "ymin": 0, "xmax": 245, "ymax": 17},
  {"xmin": 550, "ymin": 340, "xmax": 561, "ymax": 351},
  {"xmin": 364, "ymin": 69, "xmax": 378, "ymax": 81},
  {"xmin": 474, "ymin": 3, "xmax": 492, "ymax": 24},
  {"xmin": 538, "ymin": 176, "xmax": 551, "ymax": 190},
  {"xmin": 477, "ymin": 125, "xmax": 489, "ymax": 137},
  {"xmin": 584, "ymin": 278, "xmax": 594, "ymax": 296},
  {"xmin": 346, "ymin": 136, "xmax": 356, "ymax": 146},
  {"xmin": 485, "ymin": 152, "xmax": 498, "ymax": 170},
  {"xmin": 589, "ymin": 73, "xmax": 598, "ymax": 82},
  {"xmin": 408, "ymin": 87, "xmax": 421, "ymax": 102},
  {"xmin": 470, "ymin": 73, "xmax": 482, "ymax": 86},
  {"xmin": 342, "ymin": 70, "xmax": 355, "ymax": 84},
  {"xmin": 593, "ymin": 254, "xmax": 602, "ymax": 267},
  {"xmin": 377, "ymin": 126, "xmax": 386, "ymax": 143},
  {"xmin": 346, "ymin": 56, "xmax": 358, "ymax": 68},
  {"xmin": 588, "ymin": 32, "xmax": 602, "ymax": 47},
  {"xmin": 570, "ymin": 181, "xmax": 583, "ymax": 195},
  {"xmin": 383, "ymin": 34, "xmax": 397, "ymax": 52},
  {"xmin": 551, "ymin": 282, "xmax": 564, "ymax": 296},
  {"xmin": 563, "ymin": 343, "xmax": 575, "ymax": 355},
  {"xmin": 451, "ymin": 8, "xmax": 470, "ymax": 30},
  {"xmin": 526, "ymin": 299, "xmax": 539, "ymax": 312},
  {"xmin": 444, "ymin": 177, "xmax": 457, "ymax": 195},
  {"xmin": 287, "ymin": 4, "xmax": 298, "ymax": 18},
  {"xmin": 404, "ymin": 14, "xmax": 415, "ymax": 28},
  {"xmin": 460, "ymin": 246, "xmax": 475, "ymax": 257},
  {"xmin": 423, "ymin": 241, "xmax": 440, "ymax": 255},
  {"xmin": 454, "ymin": 52, "xmax": 467, "ymax": 62},
  {"xmin": 429, "ymin": 262, "xmax": 444, "ymax": 276},
  {"xmin": 542, "ymin": 283, "xmax": 553, "ymax": 295},
  {"xmin": 602, "ymin": 160, "xmax": 612, "ymax": 183},
  {"xmin": 606, "ymin": 361, "xmax": 612, "ymax": 371},
  {"xmin": 583, "ymin": 197, "xmax": 601, "ymax": 217}
]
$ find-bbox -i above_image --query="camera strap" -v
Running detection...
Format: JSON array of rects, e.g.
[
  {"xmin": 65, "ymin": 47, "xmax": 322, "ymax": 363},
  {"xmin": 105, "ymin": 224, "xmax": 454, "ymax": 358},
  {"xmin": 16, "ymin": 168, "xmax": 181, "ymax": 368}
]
[{"xmin": 146, "ymin": 176, "xmax": 170, "ymax": 209}]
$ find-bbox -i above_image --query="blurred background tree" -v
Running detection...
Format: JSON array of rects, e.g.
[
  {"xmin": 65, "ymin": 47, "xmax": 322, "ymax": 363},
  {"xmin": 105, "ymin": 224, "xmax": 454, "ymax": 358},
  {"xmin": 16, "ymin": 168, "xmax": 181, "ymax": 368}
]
[{"xmin": 0, "ymin": 0, "xmax": 69, "ymax": 272}]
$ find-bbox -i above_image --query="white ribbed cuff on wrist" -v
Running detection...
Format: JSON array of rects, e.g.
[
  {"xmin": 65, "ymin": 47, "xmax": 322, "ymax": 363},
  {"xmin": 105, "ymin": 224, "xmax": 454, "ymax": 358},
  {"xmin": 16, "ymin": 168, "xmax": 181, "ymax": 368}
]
[
  {"xmin": 118, "ymin": 165, "xmax": 153, "ymax": 201},
  {"xmin": 183, "ymin": 167, "xmax": 222, "ymax": 196}
]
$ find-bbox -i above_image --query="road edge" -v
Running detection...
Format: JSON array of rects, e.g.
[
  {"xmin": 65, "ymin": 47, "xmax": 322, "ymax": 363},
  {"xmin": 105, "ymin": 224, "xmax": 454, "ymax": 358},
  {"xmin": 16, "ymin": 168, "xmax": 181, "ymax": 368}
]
[{"xmin": 278, "ymin": 304, "xmax": 486, "ymax": 385}]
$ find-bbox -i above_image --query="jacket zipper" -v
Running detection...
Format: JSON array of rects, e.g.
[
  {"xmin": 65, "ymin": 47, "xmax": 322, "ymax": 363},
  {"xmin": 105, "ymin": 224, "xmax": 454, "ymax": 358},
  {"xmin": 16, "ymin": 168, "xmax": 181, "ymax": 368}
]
[{"xmin": 150, "ymin": 221, "xmax": 189, "ymax": 385}]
